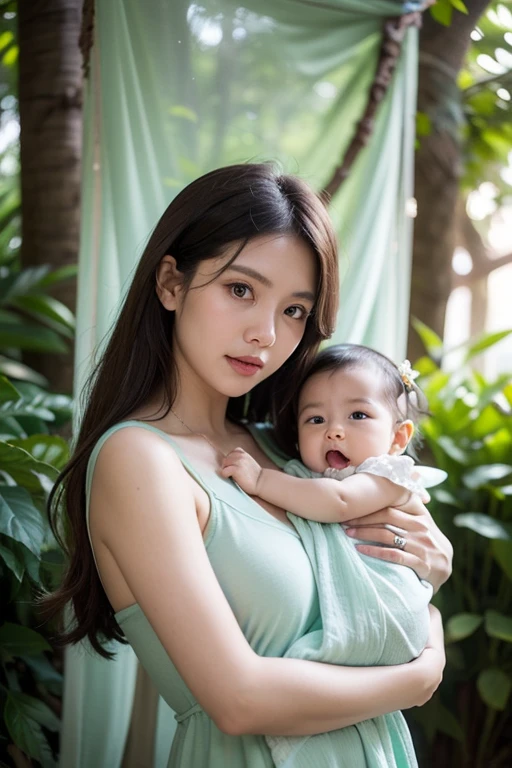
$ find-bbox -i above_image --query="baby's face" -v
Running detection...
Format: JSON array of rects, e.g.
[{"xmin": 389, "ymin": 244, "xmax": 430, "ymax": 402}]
[{"xmin": 297, "ymin": 366, "xmax": 398, "ymax": 474}]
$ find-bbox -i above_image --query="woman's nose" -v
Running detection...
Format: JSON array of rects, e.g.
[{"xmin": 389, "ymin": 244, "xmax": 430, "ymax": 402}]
[{"xmin": 244, "ymin": 314, "xmax": 276, "ymax": 347}]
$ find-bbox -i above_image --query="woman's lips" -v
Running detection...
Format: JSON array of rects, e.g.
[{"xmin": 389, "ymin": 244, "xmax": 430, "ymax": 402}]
[
  {"xmin": 326, "ymin": 450, "xmax": 350, "ymax": 470},
  {"xmin": 226, "ymin": 356, "xmax": 264, "ymax": 376}
]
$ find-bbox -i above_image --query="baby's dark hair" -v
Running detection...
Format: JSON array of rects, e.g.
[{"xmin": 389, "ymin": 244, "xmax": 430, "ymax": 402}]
[{"xmin": 273, "ymin": 343, "xmax": 429, "ymax": 458}]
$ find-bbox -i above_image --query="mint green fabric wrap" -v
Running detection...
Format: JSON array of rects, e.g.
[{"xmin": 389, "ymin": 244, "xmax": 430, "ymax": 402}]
[
  {"xmin": 63, "ymin": 2, "xmax": 424, "ymax": 766},
  {"xmin": 265, "ymin": 458, "xmax": 432, "ymax": 767}
]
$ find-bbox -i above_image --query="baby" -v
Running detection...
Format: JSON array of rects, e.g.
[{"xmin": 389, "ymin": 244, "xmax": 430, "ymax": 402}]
[{"xmin": 222, "ymin": 344, "xmax": 444, "ymax": 768}]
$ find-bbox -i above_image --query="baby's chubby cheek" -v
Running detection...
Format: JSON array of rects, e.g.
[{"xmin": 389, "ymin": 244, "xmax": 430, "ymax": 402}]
[{"xmin": 298, "ymin": 436, "xmax": 324, "ymax": 474}]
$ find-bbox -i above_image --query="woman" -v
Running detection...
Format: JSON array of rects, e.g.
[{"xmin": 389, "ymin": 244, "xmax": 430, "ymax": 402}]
[{"xmin": 46, "ymin": 163, "xmax": 451, "ymax": 767}]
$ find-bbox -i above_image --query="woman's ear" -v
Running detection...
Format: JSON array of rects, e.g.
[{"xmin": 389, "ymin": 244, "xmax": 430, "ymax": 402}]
[
  {"xmin": 156, "ymin": 255, "xmax": 184, "ymax": 311},
  {"xmin": 390, "ymin": 420, "xmax": 414, "ymax": 455}
]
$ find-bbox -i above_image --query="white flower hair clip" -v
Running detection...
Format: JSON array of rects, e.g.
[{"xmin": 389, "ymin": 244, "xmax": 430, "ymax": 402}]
[{"xmin": 398, "ymin": 359, "xmax": 419, "ymax": 392}]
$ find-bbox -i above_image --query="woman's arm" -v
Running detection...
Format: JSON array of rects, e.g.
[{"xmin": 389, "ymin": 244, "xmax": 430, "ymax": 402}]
[
  {"xmin": 221, "ymin": 447, "xmax": 411, "ymax": 523},
  {"xmin": 344, "ymin": 497, "xmax": 453, "ymax": 592},
  {"xmin": 245, "ymin": 603, "xmax": 444, "ymax": 736},
  {"xmin": 92, "ymin": 429, "xmax": 445, "ymax": 737}
]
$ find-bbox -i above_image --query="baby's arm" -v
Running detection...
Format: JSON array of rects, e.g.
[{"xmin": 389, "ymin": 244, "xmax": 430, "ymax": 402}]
[{"xmin": 221, "ymin": 448, "xmax": 412, "ymax": 523}]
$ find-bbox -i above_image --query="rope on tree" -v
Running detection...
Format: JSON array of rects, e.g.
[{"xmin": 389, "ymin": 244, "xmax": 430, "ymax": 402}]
[
  {"xmin": 80, "ymin": 0, "xmax": 95, "ymax": 79},
  {"xmin": 321, "ymin": 1, "xmax": 436, "ymax": 203}
]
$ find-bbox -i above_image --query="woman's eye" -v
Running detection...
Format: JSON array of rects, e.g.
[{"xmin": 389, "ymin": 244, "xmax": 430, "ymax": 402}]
[
  {"xmin": 284, "ymin": 305, "xmax": 307, "ymax": 320},
  {"xmin": 307, "ymin": 416, "xmax": 325, "ymax": 425},
  {"xmin": 350, "ymin": 411, "xmax": 368, "ymax": 420},
  {"xmin": 229, "ymin": 283, "xmax": 252, "ymax": 299}
]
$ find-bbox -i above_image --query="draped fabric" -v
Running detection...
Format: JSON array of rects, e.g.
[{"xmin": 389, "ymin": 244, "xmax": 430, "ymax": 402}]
[{"xmin": 62, "ymin": 1, "xmax": 423, "ymax": 766}]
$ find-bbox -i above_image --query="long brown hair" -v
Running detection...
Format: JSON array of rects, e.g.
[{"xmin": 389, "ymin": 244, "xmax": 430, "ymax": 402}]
[{"xmin": 43, "ymin": 162, "xmax": 339, "ymax": 657}]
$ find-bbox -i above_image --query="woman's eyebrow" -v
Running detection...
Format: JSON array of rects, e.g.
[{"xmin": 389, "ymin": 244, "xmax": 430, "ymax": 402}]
[{"xmin": 228, "ymin": 265, "xmax": 315, "ymax": 301}]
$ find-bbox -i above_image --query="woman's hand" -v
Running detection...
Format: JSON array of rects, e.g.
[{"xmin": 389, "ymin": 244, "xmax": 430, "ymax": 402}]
[
  {"xmin": 410, "ymin": 605, "xmax": 446, "ymax": 706},
  {"xmin": 343, "ymin": 494, "xmax": 453, "ymax": 592}
]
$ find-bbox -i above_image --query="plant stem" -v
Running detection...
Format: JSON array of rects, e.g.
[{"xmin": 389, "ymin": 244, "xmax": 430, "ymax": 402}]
[
  {"xmin": 480, "ymin": 550, "xmax": 493, "ymax": 601},
  {"xmin": 476, "ymin": 707, "xmax": 497, "ymax": 767}
]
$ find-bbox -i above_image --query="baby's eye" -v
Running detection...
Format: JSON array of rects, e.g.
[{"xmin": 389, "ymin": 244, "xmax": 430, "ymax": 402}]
[
  {"xmin": 307, "ymin": 416, "xmax": 325, "ymax": 425},
  {"xmin": 284, "ymin": 305, "xmax": 308, "ymax": 320},
  {"xmin": 229, "ymin": 282, "xmax": 252, "ymax": 299},
  {"xmin": 350, "ymin": 411, "xmax": 368, "ymax": 421}
]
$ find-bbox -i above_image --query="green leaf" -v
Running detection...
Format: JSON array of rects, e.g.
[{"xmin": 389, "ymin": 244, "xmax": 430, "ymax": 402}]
[
  {"xmin": 416, "ymin": 111, "xmax": 432, "ymax": 137},
  {"xmin": 0, "ymin": 540, "xmax": 24, "ymax": 581},
  {"xmin": 477, "ymin": 669, "xmax": 512, "ymax": 710},
  {"xmin": 0, "ymin": 397, "xmax": 56, "ymax": 421},
  {"xmin": 35, "ymin": 264, "xmax": 77, "ymax": 289},
  {"xmin": 5, "ymin": 692, "xmax": 59, "ymax": 731},
  {"xmin": 437, "ymin": 436, "xmax": 469, "ymax": 464},
  {"xmin": 430, "ymin": 0, "xmax": 453, "ymax": 26},
  {"xmin": 450, "ymin": 0, "xmax": 468, "ymax": 14},
  {"xmin": 0, "ymin": 622, "xmax": 51, "ymax": 655},
  {"xmin": 411, "ymin": 318, "xmax": 443, "ymax": 359},
  {"xmin": 10, "ymin": 434, "xmax": 69, "ymax": 470},
  {"xmin": 4, "ymin": 693, "xmax": 57, "ymax": 767},
  {"xmin": 477, "ymin": 374, "xmax": 512, "ymax": 410},
  {"xmin": 483, "ymin": 429, "xmax": 512, "ymax": 465},
  {"xmin": 0, "ymin": 356, "xmax": 48, "ymax": 387},
  {"xmin": 431, "ymin": 488, "xmax": 463, "ymax": 507},
  {"xmin": 464, "ymin": 330, "xmax": 512, "ymax": 362},
  {"xmin": 9, "ymin": 294, "xmax": 75, "ymax": 336},
  {"xmin": 446, "ymin": 613, "xmax": 483, "ymax": 642},
  {"xmin": 413, "ymin": 356, "xmax": 439, "ymax": 377},
  {"xmin": 12, "ymin": 541, "xmax": 41, "ymax": 582},
  {"xmin": 0, "ymin": 440, "xmax": 59, "ymax": 485},
  {"xmin": 168, "ymin": 104, "xmax": 198, "ymax": 122},
  {"xmin": 0, "ymin": 485, "xmax": 46, "ymax": 556},
  {"xmin": 0, "ymin": 31, "xmax": 14, "ymax": 51},
  {"xmin": 485, "ymin": 610, "xmax": 512, "ymax": 642},
  {"xmin": 2, "ymin": 45, "xmax": 18, "ymax": 67},
  {"xmin": 0, "ymin": 322, "xmax": 68, "ymax": 353},
  {"xmin": 453, "ymin": 513, "xmax": 512, "ymax": 540},
  {"xmin": 3, "ymin": 266, "xmax": 51, "ymax": 298},
  {"xmin": 0, "ymin": 374, "xmax": 21, "ymax": 403},
  {"xmin": 470, "ymin": 404, "xmax": 508, "ymax": 441},
  {"xmin": 462, "ymin": 464, "xmax": 512, "ymax": 489}
]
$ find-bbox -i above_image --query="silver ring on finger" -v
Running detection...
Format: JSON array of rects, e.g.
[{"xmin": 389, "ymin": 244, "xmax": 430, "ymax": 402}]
[{"xmin": 394, "ymin": 534, "xmax": 407, "ymax": 551}]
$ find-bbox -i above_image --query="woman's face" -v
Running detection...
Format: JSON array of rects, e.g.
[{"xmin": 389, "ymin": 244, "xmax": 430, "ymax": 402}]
[{"xmin": 167, "ymin": 234, "xmax": 317, "ymax": 400}]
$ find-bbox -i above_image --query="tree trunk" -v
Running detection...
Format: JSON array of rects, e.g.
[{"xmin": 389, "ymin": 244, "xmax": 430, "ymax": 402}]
[
  {"xmin": 407, "ymin": 0, "xmax": 491, "ymax": 361},
  {"xmin": 18, "ymin": 0, "xmax": 83, "ymax": 394}
]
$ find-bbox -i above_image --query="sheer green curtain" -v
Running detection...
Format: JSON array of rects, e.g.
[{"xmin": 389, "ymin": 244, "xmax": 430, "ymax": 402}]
[{"xmin": 62, "ymin": 2, "xmax": 423, "ymax": 766}]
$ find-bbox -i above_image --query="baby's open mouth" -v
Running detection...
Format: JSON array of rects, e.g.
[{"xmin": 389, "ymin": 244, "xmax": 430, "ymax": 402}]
[{"xmin": 325, "ymin": 450, "xmax": 350, "ymax": 470}]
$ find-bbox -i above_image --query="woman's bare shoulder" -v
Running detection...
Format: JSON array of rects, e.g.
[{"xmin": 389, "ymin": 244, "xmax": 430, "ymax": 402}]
[
  {"xmin": 90, "ymin": 425, "xmax": 194, "ymax": 528},
  {"xmin": 93, "ymin": 423, "xmax": 183, "ymax": 472}
]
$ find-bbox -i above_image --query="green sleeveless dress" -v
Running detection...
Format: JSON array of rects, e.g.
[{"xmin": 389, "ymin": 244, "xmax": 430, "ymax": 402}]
[
  {"xmin": 85, "ymin": 420, "xmax": 419, "ymax": 768},
  {"xmin": 86, "ymin": 421, "xmax": 319, "ymax": 768}
]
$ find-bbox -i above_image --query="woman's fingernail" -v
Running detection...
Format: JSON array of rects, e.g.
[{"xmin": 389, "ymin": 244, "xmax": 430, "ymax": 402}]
[{"xmin": 345, "ymin": 528, "xmax": 356, "ymax": 536}]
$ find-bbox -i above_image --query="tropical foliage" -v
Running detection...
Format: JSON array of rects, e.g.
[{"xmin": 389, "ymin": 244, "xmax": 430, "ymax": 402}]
[
  {"xmin": 0, "ymin": 6, "xmax": 75, "ymax": 764},
  {"xmin": 412, "ymin": 321, "xmax": 512, "ymax": 768},
  {"xmin": 0, "ymin": 373, "xmax": 72, "ymax": 767}
]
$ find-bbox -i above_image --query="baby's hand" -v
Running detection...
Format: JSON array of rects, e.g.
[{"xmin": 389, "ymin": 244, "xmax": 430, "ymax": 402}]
[{"xmin": 221, "ymin": 447, "xmax": 262, "ymax": 495}]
